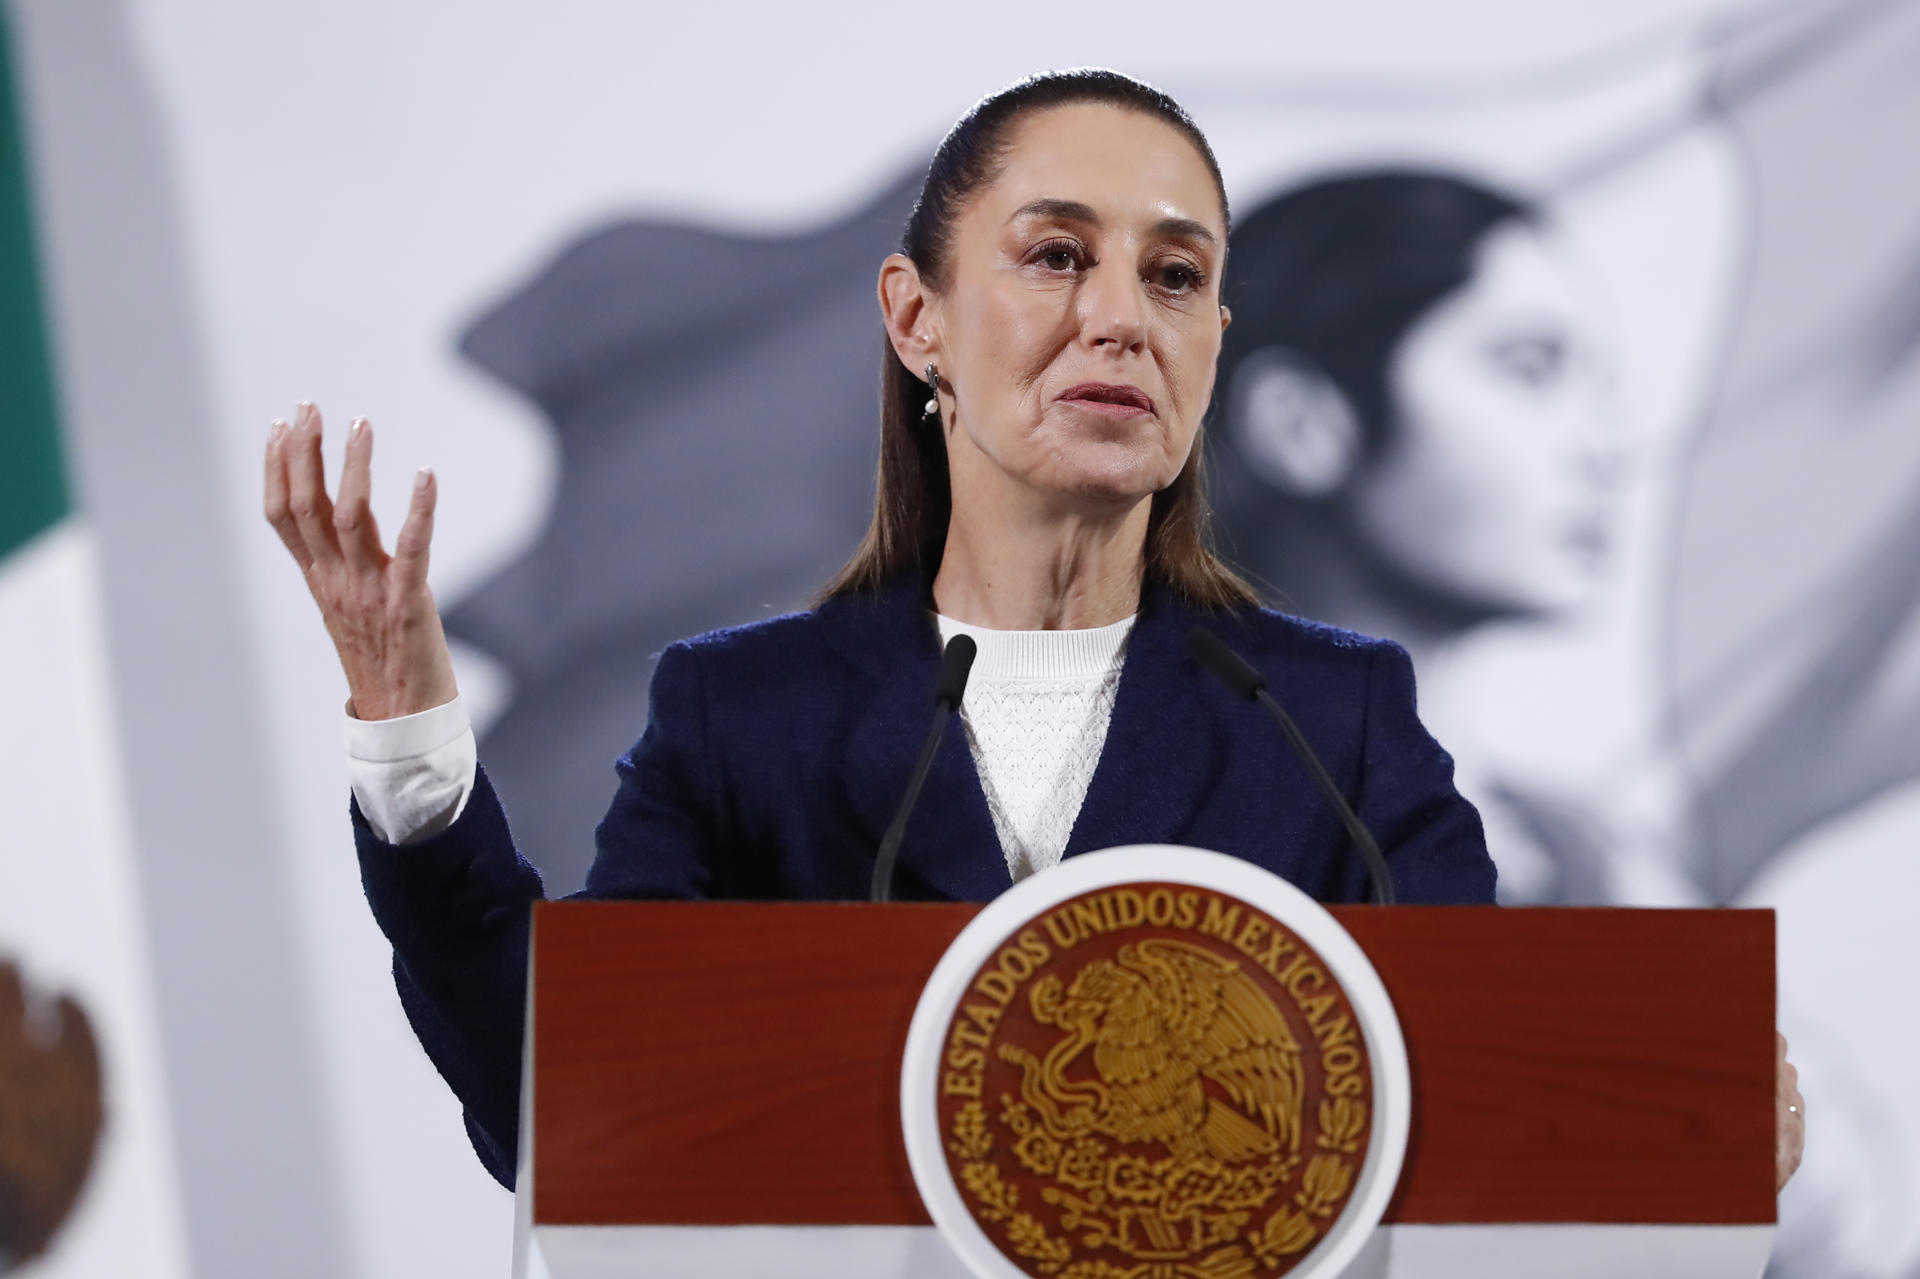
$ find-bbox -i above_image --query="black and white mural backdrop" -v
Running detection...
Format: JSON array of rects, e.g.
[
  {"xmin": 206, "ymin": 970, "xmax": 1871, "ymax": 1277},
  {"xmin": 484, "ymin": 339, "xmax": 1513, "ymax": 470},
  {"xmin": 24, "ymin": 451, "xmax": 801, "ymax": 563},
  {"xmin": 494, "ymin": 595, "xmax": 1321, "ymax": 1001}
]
[{"xmin": 7, "ymin": 0, "xmax": 1916, "ymax": 1275}]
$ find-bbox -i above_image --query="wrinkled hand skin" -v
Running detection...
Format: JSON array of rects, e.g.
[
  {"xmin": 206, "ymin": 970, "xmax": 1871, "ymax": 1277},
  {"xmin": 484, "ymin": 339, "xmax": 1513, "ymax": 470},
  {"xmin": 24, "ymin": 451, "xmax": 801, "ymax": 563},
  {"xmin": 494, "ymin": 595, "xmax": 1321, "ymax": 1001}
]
[
  {"xmin": 261, "ymin": 402, "xmax": 458, "ymax": 722},
  {"xmin": 1777, "ymin": 1031, "xmax": 1805, "ymax": 1193},
  {"xmin": 0, "ymin": 962, "xmax": 103, "ymax": 1265}
]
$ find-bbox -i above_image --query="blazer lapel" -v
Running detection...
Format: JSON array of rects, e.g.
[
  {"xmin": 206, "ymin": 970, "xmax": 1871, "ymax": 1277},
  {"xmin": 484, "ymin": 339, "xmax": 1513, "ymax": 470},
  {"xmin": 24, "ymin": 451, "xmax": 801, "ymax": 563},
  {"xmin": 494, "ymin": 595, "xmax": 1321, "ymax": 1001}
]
[
  {"xmin": 1062, "ymin": 585, "xmax": 1228, "ymax": 859},
  {"xmin": 822, "ymin": 577, "xmax": 1010, "ymax": 903}
]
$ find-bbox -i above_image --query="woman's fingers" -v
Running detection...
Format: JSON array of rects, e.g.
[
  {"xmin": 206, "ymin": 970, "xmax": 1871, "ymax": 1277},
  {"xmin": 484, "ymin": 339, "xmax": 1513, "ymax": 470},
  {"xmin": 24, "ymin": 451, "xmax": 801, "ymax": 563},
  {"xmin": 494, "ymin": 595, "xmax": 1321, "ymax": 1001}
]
[
  {"xmin": 262, "ymin": 419, "xmax": 315, "ymax": 572},
  {"xmin": 332, "ymin": 417, "xmax": 385, "ymax": 572},
  {"xmin": 262, "ymin": 398, "xmax": 455, "ymax": 720},
  {"xmin": 285, "ymin": 402, "xmax": 343, "ymax": 571},
  {"xmin": 1776, "ymin": 1031, "xmax": 1805, "ymax": 1191},
  {"xmin": 392, "ymin": 466, "xmax": 437, "ymax": 594},
  {"xmin": 269, "ymin": 399, "xmax": 439, "ymax": 593}
]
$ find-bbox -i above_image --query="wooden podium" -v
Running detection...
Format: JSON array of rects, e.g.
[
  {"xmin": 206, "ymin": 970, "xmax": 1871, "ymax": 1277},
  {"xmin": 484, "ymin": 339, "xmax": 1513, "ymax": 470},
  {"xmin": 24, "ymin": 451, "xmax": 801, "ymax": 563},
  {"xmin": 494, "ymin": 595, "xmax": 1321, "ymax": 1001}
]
[{"xmin": 512, "ymin": 902, "xmax": 1777, "ymax": 1279}]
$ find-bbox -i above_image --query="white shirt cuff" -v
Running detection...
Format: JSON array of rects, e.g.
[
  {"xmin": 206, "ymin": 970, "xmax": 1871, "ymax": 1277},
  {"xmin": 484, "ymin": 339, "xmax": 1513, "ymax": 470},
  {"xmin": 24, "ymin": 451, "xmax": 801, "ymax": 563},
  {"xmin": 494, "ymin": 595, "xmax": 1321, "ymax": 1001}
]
[{"xmin": 344, "ymin": 695, "xmax": 478, "ymax": 846}]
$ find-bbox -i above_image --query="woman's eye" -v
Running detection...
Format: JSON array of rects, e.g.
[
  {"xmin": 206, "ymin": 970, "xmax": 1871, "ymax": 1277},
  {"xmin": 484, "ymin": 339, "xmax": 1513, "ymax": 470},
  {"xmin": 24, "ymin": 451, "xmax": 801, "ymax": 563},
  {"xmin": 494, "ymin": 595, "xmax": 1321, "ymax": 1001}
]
[
  {"xmin": 1488, "ymin": 336, "xmax": 1567, "ymax": 390},
  {"xmin": 1152, "ymin": 262, "xmax": 1204, "ymax": 294},
  {"xmin": 1032, "ymin": 242, "xmax": 1085, "ymax": 271}
]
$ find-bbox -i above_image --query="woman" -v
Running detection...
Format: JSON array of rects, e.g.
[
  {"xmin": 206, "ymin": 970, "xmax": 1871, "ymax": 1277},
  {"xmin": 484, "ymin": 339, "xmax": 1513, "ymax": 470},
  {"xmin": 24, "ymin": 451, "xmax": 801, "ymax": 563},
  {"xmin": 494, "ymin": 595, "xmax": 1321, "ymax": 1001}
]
[
  {"xmin": 1210, "ymin": 171, "xmax": 1618, "ymax": 670},
  {"xmin": 261, "ymin": 72, "xmax": 1794, "ymax": 1192},
  {"xmin": 1207, "ymin": 166, "xmax": 1805, "ymax": 1189},
  {"xmin": 1209, "ymin": 171, "xmax": 1639, "ymax": 908}
]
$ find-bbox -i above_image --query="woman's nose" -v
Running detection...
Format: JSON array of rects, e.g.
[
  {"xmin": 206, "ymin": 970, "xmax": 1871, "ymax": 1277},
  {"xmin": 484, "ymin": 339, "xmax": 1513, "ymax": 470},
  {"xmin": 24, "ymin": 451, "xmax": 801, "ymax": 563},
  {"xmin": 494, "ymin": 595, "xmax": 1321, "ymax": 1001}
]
[
  {"xmin": 1570, "ymin": 418, "xmax": 1629, "ymax": 494},
  {"xmin": 1078, "ymin": 266, "xmax": 1148, "ymax": 355}
]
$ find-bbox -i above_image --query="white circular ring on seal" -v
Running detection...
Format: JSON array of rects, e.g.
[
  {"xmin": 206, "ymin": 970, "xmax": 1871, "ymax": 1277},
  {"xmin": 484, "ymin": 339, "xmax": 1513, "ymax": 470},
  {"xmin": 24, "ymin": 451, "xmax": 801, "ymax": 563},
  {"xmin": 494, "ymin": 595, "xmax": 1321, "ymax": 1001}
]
[{"xmin": 901, "ymin": 845, "xmax": 1410, "ymax": 1279}]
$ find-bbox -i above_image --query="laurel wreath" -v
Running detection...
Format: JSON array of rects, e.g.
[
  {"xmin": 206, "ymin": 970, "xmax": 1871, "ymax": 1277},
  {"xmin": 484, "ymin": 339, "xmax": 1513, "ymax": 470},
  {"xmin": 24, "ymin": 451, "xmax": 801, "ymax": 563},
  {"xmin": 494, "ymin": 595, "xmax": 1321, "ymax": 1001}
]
[
  {"xmin": 948, "ymin": 1094, "xmax": 1368, "ymax": 1276},
  {"xmin": 950, "ymin": 1101, "xmax": 1076, "ymax": 1273}
]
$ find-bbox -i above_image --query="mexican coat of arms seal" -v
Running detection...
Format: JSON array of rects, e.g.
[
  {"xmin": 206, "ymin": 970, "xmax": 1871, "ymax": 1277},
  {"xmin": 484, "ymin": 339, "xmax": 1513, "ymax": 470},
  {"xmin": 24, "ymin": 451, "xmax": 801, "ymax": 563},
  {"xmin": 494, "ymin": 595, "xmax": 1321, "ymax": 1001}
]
[{"xmin": 903, "ymin": 847, "xmax": 1407, "ymax": 1279}]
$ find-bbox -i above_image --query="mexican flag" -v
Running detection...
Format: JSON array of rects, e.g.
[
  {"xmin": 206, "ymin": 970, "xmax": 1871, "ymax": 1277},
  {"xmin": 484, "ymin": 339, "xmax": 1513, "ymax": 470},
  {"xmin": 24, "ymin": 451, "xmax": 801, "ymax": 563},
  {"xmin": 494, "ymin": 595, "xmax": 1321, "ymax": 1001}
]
[
  {"xmin": 0, "ymin": 9, "xmax": 60, "ymax": 565},
  {"xmin": 0, "ymin": 9, "xmax": 189, "ymax": 1275}
]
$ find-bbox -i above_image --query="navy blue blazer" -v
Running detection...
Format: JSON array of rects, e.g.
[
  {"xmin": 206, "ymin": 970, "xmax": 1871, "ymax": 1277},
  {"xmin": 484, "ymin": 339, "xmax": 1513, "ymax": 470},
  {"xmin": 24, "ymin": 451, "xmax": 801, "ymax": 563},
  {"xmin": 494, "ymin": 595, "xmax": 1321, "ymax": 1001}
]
[{"xmin": 353, "ymin": 574, "xmax": 1495, "ymax": 1187}]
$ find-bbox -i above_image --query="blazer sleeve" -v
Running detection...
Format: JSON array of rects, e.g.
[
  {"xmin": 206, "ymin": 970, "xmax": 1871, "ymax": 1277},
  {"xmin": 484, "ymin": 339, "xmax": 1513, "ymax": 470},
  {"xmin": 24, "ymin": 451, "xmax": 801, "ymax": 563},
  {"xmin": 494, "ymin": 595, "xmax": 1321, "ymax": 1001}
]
[
  {"xmin": 1353, "ymin": 640, "xmax": 1498, "ymax": 904},
  {"xmin": 352, "ymin": 642, "xmax": 725, "ymax": 1188},
  {"xmin": 353, "ymin": 765, "xmax": 542, "ymax": 1188}
]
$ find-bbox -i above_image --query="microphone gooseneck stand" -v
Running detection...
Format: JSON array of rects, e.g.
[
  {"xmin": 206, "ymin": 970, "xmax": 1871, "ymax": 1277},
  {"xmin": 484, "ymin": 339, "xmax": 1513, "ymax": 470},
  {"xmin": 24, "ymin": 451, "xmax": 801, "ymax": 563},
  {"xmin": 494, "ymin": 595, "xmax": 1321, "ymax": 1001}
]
[
  {"xmin": 870, "ymin": 634, "xmax": 978, "ymax": 903},
  {"xmin": 1187, "ymin": 627, "xmax": 1398, "ymax": 906}
]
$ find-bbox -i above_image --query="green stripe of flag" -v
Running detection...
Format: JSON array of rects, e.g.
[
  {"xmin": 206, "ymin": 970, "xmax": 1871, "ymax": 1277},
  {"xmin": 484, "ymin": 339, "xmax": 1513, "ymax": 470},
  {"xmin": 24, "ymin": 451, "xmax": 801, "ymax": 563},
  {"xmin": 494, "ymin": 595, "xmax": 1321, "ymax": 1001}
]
[{"xmin": 0, "ymin": 8, "xmax": 69, "ymax": 560}]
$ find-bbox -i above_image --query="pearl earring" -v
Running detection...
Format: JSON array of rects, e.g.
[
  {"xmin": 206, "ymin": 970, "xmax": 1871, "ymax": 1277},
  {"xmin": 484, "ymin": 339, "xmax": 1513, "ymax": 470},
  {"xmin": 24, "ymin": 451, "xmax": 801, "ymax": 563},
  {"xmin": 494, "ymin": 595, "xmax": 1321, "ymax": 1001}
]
[{"xmin": 923, "ymin": 365, "xmax": 941, "ymax": 420}]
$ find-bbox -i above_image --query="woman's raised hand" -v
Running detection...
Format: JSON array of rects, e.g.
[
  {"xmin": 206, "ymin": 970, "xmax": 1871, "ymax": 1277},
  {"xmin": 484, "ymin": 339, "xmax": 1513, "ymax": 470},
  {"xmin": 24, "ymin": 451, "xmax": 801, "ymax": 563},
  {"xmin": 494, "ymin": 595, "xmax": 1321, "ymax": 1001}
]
[{"xmin": 264, "ymin": 402, "xmax": 459, "ymax": 721}]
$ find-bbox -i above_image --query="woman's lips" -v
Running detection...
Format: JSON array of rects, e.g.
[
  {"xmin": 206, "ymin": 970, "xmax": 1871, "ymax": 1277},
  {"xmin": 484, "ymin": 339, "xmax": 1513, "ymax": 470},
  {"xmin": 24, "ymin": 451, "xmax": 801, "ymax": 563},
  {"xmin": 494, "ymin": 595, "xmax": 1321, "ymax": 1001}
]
[{"xmin": 1058, "ymin": 382, "xmax": 1155, "ymax": 417}]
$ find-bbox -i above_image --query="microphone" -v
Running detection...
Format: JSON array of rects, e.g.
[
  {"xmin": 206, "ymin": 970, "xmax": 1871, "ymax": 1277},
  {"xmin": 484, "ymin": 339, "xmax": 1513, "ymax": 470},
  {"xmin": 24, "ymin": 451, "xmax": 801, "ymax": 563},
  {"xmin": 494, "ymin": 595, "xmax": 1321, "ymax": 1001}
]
[
  {"xmin": 871, "ymin": 634, "xmax": 978, "ymax": 903},
  {"xmin": 1186, "ymin": 628, "xmax": 1397, "ymax": 906}
]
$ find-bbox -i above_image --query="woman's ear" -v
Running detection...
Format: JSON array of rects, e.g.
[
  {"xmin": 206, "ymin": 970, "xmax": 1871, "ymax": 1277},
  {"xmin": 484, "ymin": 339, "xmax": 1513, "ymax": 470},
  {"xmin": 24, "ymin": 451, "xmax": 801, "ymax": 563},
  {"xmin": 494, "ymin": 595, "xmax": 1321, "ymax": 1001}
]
[
  {"xmin": 878, "ymin": 253, "xmax": 940, "ymax": 375},
  {"xmin": 1227, "ymin": 347, "xmax": 1361, "ymax": 498}
]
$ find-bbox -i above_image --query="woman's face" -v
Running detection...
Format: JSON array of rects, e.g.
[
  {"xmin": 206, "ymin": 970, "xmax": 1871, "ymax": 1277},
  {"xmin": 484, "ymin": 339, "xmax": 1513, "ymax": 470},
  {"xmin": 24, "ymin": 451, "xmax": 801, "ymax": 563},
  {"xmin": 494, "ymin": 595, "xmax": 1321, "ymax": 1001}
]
[
  {"xmin": 922, "ymin": 103, "xmax": 1229, "ymax": 514},
  {"xmin": 1347, "ymin": 221, "xmax": 1617, "ymax": 619}
]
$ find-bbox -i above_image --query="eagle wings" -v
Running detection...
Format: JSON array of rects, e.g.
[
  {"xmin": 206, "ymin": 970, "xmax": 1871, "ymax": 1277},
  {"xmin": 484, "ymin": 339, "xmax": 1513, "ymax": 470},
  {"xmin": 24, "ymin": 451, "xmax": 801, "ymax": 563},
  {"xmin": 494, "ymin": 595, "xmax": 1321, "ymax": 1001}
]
[{"xmin": 1027, "ymin": 938, "xmax": 1306, "ymax": 1162}]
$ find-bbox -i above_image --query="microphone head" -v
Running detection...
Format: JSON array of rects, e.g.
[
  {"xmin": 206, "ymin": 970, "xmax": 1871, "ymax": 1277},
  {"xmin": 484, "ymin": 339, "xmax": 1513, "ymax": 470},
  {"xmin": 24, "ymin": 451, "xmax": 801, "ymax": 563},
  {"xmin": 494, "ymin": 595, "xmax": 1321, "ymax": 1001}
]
[
  {"xmin": 934, "ymin": 634, "xmax": 977, "ymax": 709},
  {"xmin": 1187, "ymin": 627, "xmax": 1266, "ymax": 701}
]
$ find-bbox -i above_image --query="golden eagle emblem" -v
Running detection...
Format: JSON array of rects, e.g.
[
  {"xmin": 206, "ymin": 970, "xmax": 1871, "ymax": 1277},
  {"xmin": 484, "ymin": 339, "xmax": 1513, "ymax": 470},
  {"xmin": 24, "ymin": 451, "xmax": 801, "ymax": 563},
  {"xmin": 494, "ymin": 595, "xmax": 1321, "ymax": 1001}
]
[
  {"xmin": 1011, "ymin": 939, "xmax": 1305, "ymax": 1166},
  {"xmin": 938, "ymin": 889, "xmax": 1373, "ymax": 1278}
]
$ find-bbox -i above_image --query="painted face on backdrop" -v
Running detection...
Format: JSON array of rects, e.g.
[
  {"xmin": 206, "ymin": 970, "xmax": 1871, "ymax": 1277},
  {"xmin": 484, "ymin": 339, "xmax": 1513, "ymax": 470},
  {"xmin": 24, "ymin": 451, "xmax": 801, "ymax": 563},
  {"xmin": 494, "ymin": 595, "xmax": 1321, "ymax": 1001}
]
[
  {"xmin": 1348, "ymin": 221, "xmax": 1618, "ymax": 618},
  {"xmin": 923, "ymin": 103, "xmax": 1230, "ymax": 512}
]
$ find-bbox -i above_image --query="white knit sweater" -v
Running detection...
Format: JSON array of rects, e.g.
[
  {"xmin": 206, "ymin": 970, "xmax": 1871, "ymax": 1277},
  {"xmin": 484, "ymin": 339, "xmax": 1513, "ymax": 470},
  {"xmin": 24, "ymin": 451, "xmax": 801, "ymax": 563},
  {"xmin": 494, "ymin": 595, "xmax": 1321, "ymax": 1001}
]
[
  {"xmin": 935, "ymin": 613, "xmax": 1134, "ymax": 881},
  {"xmin": 346, "ymin": 615, "xmax": 1136, "ymax": 884}
]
